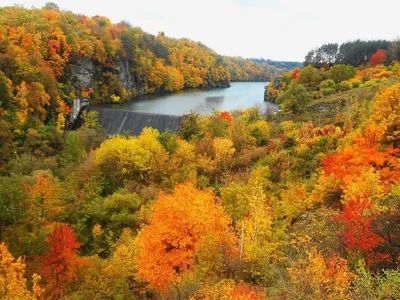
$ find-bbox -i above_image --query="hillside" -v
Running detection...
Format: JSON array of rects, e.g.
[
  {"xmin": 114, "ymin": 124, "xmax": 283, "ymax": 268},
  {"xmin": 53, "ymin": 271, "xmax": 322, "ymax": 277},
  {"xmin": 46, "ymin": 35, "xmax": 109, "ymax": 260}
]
[
  {"xmin": 0, "ymin": 4, "xmax": 282, "ymax": 129},
  {"xmin": 1, "ymin": 5, "xmax": 400, "ymax": 299},
  {"xmin": 250, "ymin": 58, "xmax": 303, "ymax": 70}
]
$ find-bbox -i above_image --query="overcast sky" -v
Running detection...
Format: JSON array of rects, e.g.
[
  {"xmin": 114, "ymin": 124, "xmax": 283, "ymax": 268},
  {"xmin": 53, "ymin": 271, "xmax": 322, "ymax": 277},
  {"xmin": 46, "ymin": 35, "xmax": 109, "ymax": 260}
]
[{"xmin": 2, "ymin": 0, "xmax": 400, "ymax": 61}]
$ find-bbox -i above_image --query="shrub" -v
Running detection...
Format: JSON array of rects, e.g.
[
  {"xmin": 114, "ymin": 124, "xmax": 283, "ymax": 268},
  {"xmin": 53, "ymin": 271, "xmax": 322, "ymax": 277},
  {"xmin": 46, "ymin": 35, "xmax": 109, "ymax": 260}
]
[{"xmin": 336, "ymin": 81, "xmax": 352, "ymax": 92}]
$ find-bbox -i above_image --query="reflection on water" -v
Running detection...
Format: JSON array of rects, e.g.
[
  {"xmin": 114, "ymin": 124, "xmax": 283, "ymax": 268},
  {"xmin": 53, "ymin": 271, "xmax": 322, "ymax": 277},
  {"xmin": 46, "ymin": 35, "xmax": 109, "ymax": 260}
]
[
  {"xmin": 104, "ymin": 82, "xmax": 278, "ymax": 116},
  {"xmin": 206, "ymin": 96, "xmax": 224, "ymax": 102}
]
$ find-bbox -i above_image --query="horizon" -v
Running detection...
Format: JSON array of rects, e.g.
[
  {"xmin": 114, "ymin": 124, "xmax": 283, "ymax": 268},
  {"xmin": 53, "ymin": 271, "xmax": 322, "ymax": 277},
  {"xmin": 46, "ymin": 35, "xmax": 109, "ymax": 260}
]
[{"xmin": 1, "ymin": 0, "xmax": 400, "ymax": 62}]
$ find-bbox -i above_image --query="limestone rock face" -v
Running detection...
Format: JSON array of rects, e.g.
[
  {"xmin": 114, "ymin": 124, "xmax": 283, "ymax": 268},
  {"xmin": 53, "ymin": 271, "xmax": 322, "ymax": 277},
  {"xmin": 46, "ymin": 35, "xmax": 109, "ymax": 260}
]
[
  {"xmin": 118, "ymin": 59, "xmax": 134, "ymax": 90},
  {"xmin": 118, "ymin": 59, "xmax": 145, "ymax": 97},
  {"xmin": 71, "ymin": 58, "xmax": 95, "ymax": 90}
]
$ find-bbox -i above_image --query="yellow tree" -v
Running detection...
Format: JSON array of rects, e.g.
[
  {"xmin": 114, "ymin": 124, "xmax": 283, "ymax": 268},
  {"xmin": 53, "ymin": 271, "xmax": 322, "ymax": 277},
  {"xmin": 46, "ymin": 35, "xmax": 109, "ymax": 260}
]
[
  {"xmin": 371, "ymin": 83, "xmax": 400, "ymax": 146},
  {"xmin": 0, "ymin": 243, "xmax": 42, "ymax": 300},
  {"xmin": 95, "ymin": 128, "xmax": 168, "ymax": 189},
  {"xmin": 193, "ymin": 279, "xmax": 265, "ymax": 300},
  {"xmin": 287, "ymin": 247, "xmax": 355, "ymax": 299},
  {"xmin": 222, "ymin": 167, "xmax": 284, "ymax": 280},
  {"xmin": 240, "ymin": 178, "xmax": 284, "ymax": 279},
  {"xmin": 213, "ymin": 137, "xmax": 235, "ymax": 169}
]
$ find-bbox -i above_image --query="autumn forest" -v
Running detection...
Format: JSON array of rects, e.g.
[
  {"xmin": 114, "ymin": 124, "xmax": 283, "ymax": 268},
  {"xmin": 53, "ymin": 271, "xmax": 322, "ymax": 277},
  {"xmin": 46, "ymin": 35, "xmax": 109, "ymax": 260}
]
[{"xmin": 1, "ymin": 2, "xmax": 400, "ymax": 300}]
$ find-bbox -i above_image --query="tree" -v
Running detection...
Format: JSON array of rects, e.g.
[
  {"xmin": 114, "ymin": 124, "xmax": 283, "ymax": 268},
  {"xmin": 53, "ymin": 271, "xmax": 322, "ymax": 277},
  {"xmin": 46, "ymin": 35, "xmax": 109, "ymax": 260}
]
[
  {"xmin": 298, "ymin": 65, "xmax": 321, "ymax": 90},
  {"xmin": 194, "ymin": 280, "xmax": 265, "ymax": 300},
  {"xmin": 239, "ymin": 167, "xmax": 284, "ymax": 280},
  {"xmin": 327, "ymin": 64, "xmax": 356, "ymax": 83},
  {"xmin": 27, "ymin": 82, "xmax": 51, "ymax": 122},
  {"xmin": 94, "ymin": 130, "xmax": 168, "ymax": 191},
  {"xmin": 213, "ymin": 137, "xmax": 235, "ymax": 169},
  {"xmin": 371, "ymin": 83, "xmax": 400, "ymax": 147},
  {"xmin": 136, "ymin": 183, "xmax": 237, "ymax": 295},
  {"xmin": 370, "ymin": 49, "xmax": 387, "ymax": 66},
  {"xmin": 82, "ymin": 111, "xmax": 100, "ymax": 129},
  {"xmin": 85, "ymin": 191, "xmax": 143, "ymax": 250},
  {"xmin": 319, "ymin": 79, "xmax": 336, "ymax": 96},
  {"xmin": 334, "ymin": 195, "xmax": 384, "ymax": 262},
  {"xmin": 0, "ymin": 243, "xmax": 42, "ymax": 300},
  {"xmin": 0, "ymin": 72, "xmax": 12, "ymax": 110},
  {"xmin": 0, "ymin": 120, "xmax": 15, "ymax": 173},
  {"xmin": 23, "ymin": 171, "xmax": 62, "ymax": 224},
  {"xmin": 291, "ymin": 68, "xmax": 301, "ymax": 79},
  {"xmin": 38, "ymin": 223, "xmax": 86, "ymax": 298},
  {"xmin": 43, "ymin": 2, "xmax": 60, "ymax": 11},
  {"xmin": 287, "ymin": 247, "xmax": 355, "ymax": 299},
  {"xmin": 0, "ymin": 175, "xmax": 27, "ymax": 229},
  {"xmin": 179, "ymin": 113, "xmax": 203, "ymax": 141},
  {"xmin": 322, "ymin": 134, "xmax": 400, "ymax": 191},
  {"xmin": 276, "ymin": 82, "xmax": 312, "ymax": 113}
]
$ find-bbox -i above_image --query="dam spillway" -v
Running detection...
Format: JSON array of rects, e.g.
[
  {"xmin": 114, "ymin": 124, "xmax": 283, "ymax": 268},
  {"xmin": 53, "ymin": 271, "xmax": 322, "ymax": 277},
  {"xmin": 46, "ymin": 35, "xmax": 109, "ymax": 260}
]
[{"xmin": 83, "ymin": 107, "xmax": 184, "ymax": 136}]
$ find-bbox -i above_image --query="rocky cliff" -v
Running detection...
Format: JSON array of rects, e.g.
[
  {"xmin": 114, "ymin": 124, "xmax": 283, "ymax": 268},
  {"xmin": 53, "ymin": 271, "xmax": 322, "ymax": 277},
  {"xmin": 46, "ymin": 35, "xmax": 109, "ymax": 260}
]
[{"xmin": 69, "ymin": 58, "xmax": 146, "ymax": 98}]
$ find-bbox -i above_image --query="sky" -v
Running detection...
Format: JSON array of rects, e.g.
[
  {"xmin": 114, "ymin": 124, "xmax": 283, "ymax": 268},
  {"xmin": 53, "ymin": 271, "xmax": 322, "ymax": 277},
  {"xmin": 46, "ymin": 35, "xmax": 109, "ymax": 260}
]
[{"xmin": 1, "ymin": 0, "xmax": 400, "ymax": 61}]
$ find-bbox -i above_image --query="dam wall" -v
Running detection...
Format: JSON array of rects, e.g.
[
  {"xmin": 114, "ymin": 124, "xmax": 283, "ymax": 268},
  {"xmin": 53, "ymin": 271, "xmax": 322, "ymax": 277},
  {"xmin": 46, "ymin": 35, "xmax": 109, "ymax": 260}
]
[{"xmin": 81, "ymin": 107, "xmax": 184, "ymax": 136}]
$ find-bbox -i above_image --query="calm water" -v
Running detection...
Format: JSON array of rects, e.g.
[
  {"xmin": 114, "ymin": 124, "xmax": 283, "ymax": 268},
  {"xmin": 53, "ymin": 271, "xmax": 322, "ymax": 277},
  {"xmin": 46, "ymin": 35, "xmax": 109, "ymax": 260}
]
[{"xmin": 105, "ymin": 82, "xmax": 278, "ymax": 115}]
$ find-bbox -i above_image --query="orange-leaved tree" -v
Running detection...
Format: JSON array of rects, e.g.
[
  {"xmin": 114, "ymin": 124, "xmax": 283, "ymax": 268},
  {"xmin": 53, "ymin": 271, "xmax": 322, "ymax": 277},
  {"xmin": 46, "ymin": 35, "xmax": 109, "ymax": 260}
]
[
  {"xmin": 23, "ymin": 171, "xmax": 63, "ymax": 226},
  {"xmin": 322, "ymin": 133, "xmax": 400, "ymax": 192},
  {"xmin": 37, "ymin": 223, "xmax": 86, "ymax": 299},
  {"xmin": 332, "ymin": 169, "xmax": 389, "ymax": 264},
  {"xmin": 323, "ymin": 128, "xmax": 400, "ymax": 263},
  {"xmin": 136, "ymin": 183, "xmax": 237, "ymax": 295}
]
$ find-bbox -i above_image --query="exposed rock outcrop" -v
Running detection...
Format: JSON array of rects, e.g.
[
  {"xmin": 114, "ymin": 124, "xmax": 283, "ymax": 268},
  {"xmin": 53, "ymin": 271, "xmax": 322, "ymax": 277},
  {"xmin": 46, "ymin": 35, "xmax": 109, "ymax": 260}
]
[
  {"xmin": 69, "ymin": 58, "xmax": 229, "ymax": 101},
  {"xmin": 70, "ymin": 58, "xmax": 96, "ymax": 90}
]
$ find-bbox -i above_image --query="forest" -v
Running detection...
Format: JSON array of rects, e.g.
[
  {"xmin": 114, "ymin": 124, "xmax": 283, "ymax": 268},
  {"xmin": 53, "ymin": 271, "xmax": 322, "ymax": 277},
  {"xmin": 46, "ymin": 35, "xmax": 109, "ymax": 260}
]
[
  {"xmin": 303, "ymin": 39, "xmax": 400, "ymax": 68},
  {"xmin": 0, "ymin": 3, "xmax": 287, "ymax": 130},
  {"xmin": 1, "ymin": 3, "xmax": 400, "ymax": 300}
]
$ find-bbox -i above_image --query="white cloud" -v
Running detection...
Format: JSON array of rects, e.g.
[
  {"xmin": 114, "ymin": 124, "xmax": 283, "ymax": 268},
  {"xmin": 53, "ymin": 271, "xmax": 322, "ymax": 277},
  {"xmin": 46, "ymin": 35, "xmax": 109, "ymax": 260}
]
[{"xmin": 1, "ymin": 0, "xmax": 400, "ymax": 61}]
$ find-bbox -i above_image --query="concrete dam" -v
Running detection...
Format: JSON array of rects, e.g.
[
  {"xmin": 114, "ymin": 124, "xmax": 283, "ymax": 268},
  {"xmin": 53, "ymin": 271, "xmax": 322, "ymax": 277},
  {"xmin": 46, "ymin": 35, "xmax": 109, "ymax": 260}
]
[{"xmin": 80, "ymin": 107, "xmax": 184, "ymax": 136}]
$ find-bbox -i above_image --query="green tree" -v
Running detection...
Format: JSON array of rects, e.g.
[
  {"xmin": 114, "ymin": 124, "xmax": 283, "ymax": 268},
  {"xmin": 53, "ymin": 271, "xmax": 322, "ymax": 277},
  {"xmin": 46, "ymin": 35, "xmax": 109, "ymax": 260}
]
[
  {"xmin": 179, "ymin": 113, "xmax": 203, "ymax": 141},
  {"xmin": 0, "ymin": 120, "xmax": 15, "ymax": 173},
  {"xmin": 328, "ymin": 64, "xmax": 355, "ymax": 83},
  {"xmin": 43, "ymin": 2, "xmax": 60, "ymax": 10},
  {"xmin": 298, "ymin": 65, "xmax": 321, "ymax": 90},
  {"xmin": 276, "ymin": 82, "xmax": 312, "ymax": 113}
]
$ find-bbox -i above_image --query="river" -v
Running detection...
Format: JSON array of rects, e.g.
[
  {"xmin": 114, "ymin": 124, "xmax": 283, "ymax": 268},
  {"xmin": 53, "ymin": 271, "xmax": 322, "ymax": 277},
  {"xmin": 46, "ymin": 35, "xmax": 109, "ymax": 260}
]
[{"xmin": 101, "ymin": 82, "xmax": 278, "ymax": 115}]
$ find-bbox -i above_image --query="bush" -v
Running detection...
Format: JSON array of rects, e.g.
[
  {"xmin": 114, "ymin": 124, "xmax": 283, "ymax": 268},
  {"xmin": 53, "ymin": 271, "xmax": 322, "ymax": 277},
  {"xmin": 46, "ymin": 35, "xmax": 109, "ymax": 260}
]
[
  {"xmin": 320, "ymin": 88, "xmax": 336, "ymax": 96},
  {"xmin": 350, "ymin": 80, "xmax": 362, "ymax": 88},
  {"xmin": 276, "ymin": 82, "xmax": 312, "ymax": 113},
  {"xmin": 365, "ymin": 80, "xmax": 378, "ymax": 87},
  {"xmin": 336, "ymin": 81, "xmax": 352, "ymax": 92},
  {"xmin": 328, "ymin": 64, "xmax": 356, "ymax": 83},
  {"xmin": 319, "ymin": 79, "xmax": 336, "ymax": 96}
]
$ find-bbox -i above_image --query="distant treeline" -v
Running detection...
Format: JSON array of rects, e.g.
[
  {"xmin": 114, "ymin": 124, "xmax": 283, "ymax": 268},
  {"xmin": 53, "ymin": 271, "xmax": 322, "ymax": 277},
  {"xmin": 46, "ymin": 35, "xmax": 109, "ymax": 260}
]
[
  {"xmin": 304, "ymin": 39, "xmax": 400, "ymax": 67},
  {"xmin": 223, "ymin": 57, "xmax": 284, "ymax": 81},
  {"xmin": 250, "ymin": 58, "xmax": 303, "ymax": 70}
]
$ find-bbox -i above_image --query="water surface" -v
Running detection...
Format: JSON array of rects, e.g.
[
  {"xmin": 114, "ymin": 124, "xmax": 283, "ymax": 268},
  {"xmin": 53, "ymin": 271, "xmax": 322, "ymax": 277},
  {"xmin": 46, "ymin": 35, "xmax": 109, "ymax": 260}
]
[{"xmin": 104, "ymin": 82, "xmax": 278, "ymax": 115}]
